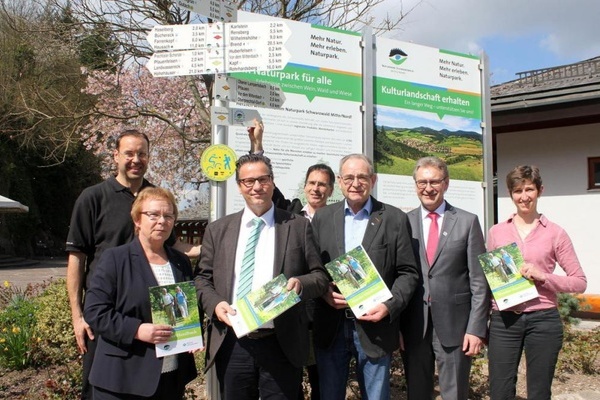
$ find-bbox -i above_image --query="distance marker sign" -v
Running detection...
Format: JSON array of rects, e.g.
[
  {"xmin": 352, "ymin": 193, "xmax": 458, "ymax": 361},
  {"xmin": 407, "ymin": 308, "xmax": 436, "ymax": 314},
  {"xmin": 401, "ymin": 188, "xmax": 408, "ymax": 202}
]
[
  {"xmin": 175, "ymin": 0, "xmax": 238, "ymax": 23},
  {"xmin": 147, "ymin": 49, "xmax": 224, "ymax": 77},
  {"xmin": 146, "ymin": 23, "xmax": 224, "ymax": 52},
  {"xmin": 146, "ymin": 21, "xmax": 291, "ymax": 77},
  {"xmin": 214, "ymin": 74, "xmax": 286, "ymax": 109}
]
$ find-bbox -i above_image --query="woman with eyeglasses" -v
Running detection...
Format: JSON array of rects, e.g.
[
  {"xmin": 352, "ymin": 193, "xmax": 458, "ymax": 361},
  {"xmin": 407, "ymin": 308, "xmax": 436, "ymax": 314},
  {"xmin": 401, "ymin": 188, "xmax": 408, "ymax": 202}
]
[
  {"xmin": 84, "ymin": 187, "xmax": 198, "ymax": 399},
  {"xmin": 486, "ymin": 166, "xmax": 586, "ymax": 400}
]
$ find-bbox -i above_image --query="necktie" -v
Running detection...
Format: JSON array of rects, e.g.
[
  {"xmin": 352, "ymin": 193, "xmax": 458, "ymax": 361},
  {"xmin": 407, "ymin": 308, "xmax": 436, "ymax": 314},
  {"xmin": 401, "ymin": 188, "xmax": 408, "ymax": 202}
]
[
  {"xmin": 426, "ymin": 212, "xmax": 439, "ymax": 266},
  {"xmin": 236, "ymin": 217, "xmax": 265, "ymax": 299}
]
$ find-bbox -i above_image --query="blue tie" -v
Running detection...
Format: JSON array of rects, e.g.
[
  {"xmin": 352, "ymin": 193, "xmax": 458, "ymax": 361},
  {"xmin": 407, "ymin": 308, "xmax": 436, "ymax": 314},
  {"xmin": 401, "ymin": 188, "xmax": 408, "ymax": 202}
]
[{"xmin": 236, "ymin": 218, "xmax": 265, "ymax": 299}]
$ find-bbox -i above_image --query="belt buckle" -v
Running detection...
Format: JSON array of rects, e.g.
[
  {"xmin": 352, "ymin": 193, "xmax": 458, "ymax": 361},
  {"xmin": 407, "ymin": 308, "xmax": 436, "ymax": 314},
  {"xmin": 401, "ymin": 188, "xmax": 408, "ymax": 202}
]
[{"xmin": 344, "ymin": 308, "xmax": 355, "ymax": 319}]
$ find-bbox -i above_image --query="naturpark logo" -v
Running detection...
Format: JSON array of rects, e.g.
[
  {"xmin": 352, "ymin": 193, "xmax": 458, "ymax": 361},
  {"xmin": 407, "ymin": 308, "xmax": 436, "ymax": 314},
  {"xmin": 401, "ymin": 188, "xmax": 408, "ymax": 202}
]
[{"xmin": 389, "ymin": 48, "xmax": 408, "ymax": 66}]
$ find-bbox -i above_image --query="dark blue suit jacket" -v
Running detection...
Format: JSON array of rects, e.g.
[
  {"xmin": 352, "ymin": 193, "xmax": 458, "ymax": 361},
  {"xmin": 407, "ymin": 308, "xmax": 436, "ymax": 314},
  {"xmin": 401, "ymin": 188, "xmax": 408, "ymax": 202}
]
[{"xmin": 84, "ymin": 238, "xmax": 197, "ymax": 397}]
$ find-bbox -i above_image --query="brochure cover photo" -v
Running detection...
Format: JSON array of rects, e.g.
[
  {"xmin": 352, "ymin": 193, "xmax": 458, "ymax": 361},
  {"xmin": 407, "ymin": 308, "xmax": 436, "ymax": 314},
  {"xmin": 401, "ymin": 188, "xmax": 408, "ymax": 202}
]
[
  {"xmin": 229, "ymin": 274, "xmax": 301, "ymax": 338},
  {"xmin": 149, "ymin": 280, "xmax": 203, "ymax": 358},
  {"xmin": 477, "ymin": 242, "xmax": 539, "ymax": 310},
  {"xmin": 324, "ymin": 245, "xmax": 392, "ymax": 317}
]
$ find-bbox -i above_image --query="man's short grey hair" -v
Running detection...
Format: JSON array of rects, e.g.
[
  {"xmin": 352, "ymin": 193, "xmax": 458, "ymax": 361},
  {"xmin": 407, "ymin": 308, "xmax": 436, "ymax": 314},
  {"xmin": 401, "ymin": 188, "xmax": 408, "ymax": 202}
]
[
  {"xmin": 412, "ymin": 156, "xmax": 449, "ymax": 180},
  {"xmin": 339, "ymin": 154, "xmax": 375, "ymax": 176}
]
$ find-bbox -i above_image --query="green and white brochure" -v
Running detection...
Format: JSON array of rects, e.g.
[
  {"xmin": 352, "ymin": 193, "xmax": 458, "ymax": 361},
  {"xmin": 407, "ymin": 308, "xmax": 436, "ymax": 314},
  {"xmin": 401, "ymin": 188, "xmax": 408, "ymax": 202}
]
[
  {"xmin": 477, "ymin": 243, "xmax": 539, "ymax": 310},
  {"xmin": 229, "ymin": 274, "xmax": 300, "ymax": 338},
  {"xmin": 325, "ymin": 245, "xmax": 392, "ymax": 318},
  {"xmin": 149, "ymin": 281, "xmax": 203, "ymax": 357}
]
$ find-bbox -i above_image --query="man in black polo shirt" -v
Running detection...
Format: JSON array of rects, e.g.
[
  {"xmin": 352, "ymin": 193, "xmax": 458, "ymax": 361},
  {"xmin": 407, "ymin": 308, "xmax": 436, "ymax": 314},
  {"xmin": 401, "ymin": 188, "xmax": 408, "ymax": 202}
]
[{"xmin": 65, "ymin": 129, "xmax": 200, "ymax": 399}]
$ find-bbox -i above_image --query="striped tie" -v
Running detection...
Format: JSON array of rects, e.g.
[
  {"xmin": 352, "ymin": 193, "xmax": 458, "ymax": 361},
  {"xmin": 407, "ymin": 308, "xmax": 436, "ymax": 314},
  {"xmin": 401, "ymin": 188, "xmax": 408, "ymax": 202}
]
[{"xmin": 236, "ymin": 217, "xmax": 265, "ymax": 299}]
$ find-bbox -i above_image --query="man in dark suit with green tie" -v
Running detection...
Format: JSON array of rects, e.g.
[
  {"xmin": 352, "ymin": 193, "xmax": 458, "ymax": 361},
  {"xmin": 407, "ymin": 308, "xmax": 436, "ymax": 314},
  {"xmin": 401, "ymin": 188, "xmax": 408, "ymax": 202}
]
[{"xmin": 195, "ymin": 154, "xmax": 329, "ymax": 400}]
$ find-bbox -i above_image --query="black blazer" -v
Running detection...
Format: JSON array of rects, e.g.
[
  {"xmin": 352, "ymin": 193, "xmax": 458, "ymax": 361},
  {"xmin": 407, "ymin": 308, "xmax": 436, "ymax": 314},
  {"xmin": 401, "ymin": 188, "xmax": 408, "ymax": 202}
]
[
  {"xmin": 311, "ymin": 197, "xmax": 419, "ymax": 358},
  {"xmin": 195, "ymin": 207, "xmax": 329, "ymax": 371},
  {"xmin": 84, "ymin": 238, "xmax": 197, "ymax": 397}
]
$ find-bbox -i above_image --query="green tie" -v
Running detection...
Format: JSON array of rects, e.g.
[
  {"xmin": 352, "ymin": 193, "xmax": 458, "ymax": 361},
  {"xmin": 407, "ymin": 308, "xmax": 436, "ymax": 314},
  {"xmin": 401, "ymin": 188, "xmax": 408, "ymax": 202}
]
[{"xmin": 236, "ymin": 217, "xmax": 265, "ymax": 299}]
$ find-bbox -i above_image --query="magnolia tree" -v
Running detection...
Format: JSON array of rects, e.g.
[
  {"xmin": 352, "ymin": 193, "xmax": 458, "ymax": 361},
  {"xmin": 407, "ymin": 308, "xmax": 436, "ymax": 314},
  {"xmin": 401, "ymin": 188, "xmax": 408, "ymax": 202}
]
[
  {"xmin": 81, "ymin": 64, "xmax": 211, "ymax": 202},
  {"xmin": 30, "ymin": 0, "xmax": 420, "ymax": 204}
]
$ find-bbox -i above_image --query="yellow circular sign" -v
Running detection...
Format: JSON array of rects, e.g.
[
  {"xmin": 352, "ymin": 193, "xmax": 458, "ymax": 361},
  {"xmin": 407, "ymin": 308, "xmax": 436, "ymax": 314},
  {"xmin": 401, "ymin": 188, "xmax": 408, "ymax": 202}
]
[{"xmin": 200, "ymin": 144, "xmax": 237, "ymax": 182}]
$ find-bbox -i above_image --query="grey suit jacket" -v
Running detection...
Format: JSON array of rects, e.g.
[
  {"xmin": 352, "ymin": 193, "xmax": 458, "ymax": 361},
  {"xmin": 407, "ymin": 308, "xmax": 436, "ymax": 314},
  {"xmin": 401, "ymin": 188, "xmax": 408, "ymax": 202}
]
[
  {"xmin": 311, "ymin": 197, "xmax": 419, "ymax": 358},
  {"xmin": 402, "ymin": 202, "xmax": 490, "ymax": 347},
  {"xmin": 195, "ymin": 207, "xmax": 329, "ymax": 370}
]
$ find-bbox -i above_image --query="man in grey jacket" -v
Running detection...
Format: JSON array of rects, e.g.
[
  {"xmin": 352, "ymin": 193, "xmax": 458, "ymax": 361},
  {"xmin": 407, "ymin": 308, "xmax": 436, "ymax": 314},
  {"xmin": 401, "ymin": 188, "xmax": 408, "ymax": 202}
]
[{"xmin": 401, "ymin": 156, "xmax": 489, "ymax": 400}]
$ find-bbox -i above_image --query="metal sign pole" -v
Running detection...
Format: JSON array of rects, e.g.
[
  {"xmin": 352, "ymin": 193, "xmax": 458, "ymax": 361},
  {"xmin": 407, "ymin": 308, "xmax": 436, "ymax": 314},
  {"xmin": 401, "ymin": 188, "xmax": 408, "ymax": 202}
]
[{"xmin": 480, "ymin": 52, "xmax": 495, "ymax": 233}]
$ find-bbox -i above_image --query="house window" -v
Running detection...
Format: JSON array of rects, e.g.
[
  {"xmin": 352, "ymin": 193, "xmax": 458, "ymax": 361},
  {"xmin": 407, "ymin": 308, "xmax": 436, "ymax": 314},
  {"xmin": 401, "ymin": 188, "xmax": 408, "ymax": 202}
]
[{"xmin": 588, "ymin": 157, "xmax": 600, "ymax": 190}]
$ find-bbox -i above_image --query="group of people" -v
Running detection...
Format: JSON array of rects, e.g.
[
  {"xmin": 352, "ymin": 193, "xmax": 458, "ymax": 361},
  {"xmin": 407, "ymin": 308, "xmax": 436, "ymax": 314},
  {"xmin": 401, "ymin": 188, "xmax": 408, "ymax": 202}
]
[{"xmin": 66, "ymin": 121, "xmax": 586, "ymax": 400}]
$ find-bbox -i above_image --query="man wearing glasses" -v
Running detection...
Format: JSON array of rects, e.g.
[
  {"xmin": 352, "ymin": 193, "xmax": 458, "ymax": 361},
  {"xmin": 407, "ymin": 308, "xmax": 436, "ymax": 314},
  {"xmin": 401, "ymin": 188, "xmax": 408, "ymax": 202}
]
[
  {"xmin": 65, "ymin": 129, "xmax": 200, "ymax": 399},
  {"xmin": 248, "ymin": 120, "xmax": 334, "ymax": 399},
  {"xmin": 400, "ymin": 156, "xmax": 488, "ymax": 400},
  {"xmin": 310, "ymin": 153, "xmax": 418, "ymax": 400},
  {"xmin": 195, "ymin": 153, "xmax": 329, "ymax": 400}
]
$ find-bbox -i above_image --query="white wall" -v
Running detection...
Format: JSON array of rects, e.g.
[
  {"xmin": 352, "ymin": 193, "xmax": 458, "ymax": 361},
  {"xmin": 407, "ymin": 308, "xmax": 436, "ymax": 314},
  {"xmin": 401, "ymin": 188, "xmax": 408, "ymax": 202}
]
[{"xmin": 495, "ymin": 123, "xmax": 600, "ymax": 294}]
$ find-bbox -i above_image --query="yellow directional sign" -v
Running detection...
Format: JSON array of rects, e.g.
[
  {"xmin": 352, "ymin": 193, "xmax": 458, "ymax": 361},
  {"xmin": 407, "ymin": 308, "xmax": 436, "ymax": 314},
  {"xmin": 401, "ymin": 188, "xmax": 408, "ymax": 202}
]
[{"xmin": 200, "ymin": 144, "xmax": 237, "ymax": 181}]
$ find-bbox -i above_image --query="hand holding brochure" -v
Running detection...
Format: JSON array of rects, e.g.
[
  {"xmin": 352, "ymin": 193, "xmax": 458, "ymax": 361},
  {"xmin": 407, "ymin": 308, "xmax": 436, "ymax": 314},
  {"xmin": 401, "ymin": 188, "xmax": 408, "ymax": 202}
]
[
  {"xmin": 324, "ymin": 245, "xmax": 392, "ymax": 318},
  {"xmin": 477, "ymin": 242, "xmax": 539, "ymax": 310},
  {"xmin": 228, "ymin": 274, "xmax": 300, "ymax": 338},
  {"xmin": 148, "ymin": 281, "xmax": 204, "ymax": 358}
]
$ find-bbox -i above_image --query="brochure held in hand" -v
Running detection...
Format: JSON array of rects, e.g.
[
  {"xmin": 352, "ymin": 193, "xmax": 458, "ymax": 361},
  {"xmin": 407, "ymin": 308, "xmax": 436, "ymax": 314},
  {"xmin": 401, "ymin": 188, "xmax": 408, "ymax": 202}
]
[
  {"xmin": 228, "ymin": 274, "xmax": 301, "ymax": 338},
  {"xmin": 477, "ymin": 242, "xmax": 539, "ymax": 310},
  {"xmin": 324, "ymin": 245, "xmax": 392, "ymax": 318},
  {"xmin": 149, "ymin": 281, "xmax": 204, "ymax": 358}
]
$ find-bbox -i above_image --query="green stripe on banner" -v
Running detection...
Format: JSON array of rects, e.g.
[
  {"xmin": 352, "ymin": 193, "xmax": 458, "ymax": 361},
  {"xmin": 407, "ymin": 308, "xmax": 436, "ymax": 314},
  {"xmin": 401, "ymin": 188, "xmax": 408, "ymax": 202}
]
[
  {"xmin": 439, "ymin": 49, "xmax": 480, "ymax": 60},
  {"xmin": 374, "ymin": 77, "xmax": 482, "ymax": 120},
  {"xmin": 310, "ymin": 24, "xmax": 362, "ymax": 36}
]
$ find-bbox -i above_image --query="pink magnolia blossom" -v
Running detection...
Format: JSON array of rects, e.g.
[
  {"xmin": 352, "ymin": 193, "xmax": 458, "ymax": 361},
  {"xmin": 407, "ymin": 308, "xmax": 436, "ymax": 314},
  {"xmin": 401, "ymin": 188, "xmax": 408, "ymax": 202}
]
[{"xmin": 80, "ymin": 65, "xmax": 211, "ymax": 202}]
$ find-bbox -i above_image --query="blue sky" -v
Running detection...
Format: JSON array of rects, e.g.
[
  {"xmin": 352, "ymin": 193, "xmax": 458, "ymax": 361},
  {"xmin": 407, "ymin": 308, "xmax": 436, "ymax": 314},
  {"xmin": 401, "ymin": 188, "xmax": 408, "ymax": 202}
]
[{"xmin": 377, "ymin": 0, "xmax": 600, "ymax": 85}]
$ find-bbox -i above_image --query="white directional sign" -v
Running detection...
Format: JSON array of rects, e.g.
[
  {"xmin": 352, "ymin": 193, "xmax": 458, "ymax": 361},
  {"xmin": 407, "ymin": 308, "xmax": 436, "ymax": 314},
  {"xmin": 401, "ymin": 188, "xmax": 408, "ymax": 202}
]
[
  {"xmin": 146, "ymin": 49, "xmax": 224, "ymax": 77},
  {"xmin": 147, "ymin": 23, "xmax": 224, "ymax": 52},
  {"xmin": 215, "ymin": 74, "xmax": 286, "ymax": 109},
  {"xmin": 146, "ymin": 22, "xmax": 292, "ymax": 77},
  {"xmin": 175, "ymin": 0, "xmax": 238, "ymax": 23},
  {"xmin": 226, "ymin": 21, "xmax": 291, "ymax": 72}
]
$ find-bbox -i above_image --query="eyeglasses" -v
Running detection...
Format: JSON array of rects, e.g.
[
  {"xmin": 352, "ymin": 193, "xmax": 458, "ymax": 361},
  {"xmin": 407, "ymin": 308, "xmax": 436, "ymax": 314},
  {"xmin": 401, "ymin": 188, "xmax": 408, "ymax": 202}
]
[
  {"xmin": 415, "ymin": 179, "xmax": 446, "ymax": 189},
  {"xmin": 340, "ymin": 174, "xmax": 371, "ymax": 186},
  {"xmin": 237, "ymin": 174, "xmax": 272, "ymax": 188},
  {"xmin": 119, "ymin": 151, "xmax": 148, "ymax": 161},
  {"xmin": 141, "ymin": 211, "xmax": 175, "ymax": 222}
]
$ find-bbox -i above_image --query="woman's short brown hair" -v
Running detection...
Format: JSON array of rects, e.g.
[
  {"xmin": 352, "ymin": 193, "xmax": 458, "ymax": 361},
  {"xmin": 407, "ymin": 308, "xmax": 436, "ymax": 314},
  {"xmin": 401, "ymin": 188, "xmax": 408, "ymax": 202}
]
[{"xmin": 506, "ymin": 165, "xmax": 543, "ymax": 193}]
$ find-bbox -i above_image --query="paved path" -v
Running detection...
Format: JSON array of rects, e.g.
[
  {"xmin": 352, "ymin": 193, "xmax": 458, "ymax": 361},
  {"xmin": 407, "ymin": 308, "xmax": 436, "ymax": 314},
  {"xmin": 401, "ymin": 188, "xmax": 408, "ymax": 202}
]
[{"xmin": 1, "ymin": 257, "xmax": 67, "ymax": 288}]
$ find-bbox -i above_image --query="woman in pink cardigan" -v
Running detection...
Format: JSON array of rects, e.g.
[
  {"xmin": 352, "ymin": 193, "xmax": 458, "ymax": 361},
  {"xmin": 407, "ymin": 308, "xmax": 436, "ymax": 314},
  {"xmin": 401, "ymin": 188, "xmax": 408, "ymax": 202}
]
[{"xmin": 486, "ymin": 165, "xmax": 587, "ymax": 400}]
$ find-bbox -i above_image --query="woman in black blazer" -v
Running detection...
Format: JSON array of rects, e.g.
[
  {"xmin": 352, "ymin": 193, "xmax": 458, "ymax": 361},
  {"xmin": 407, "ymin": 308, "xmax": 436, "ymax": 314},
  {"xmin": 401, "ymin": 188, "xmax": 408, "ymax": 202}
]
[{"xmin": 84, "ymin": 187, "xmax": 197, "ymax": 399}]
